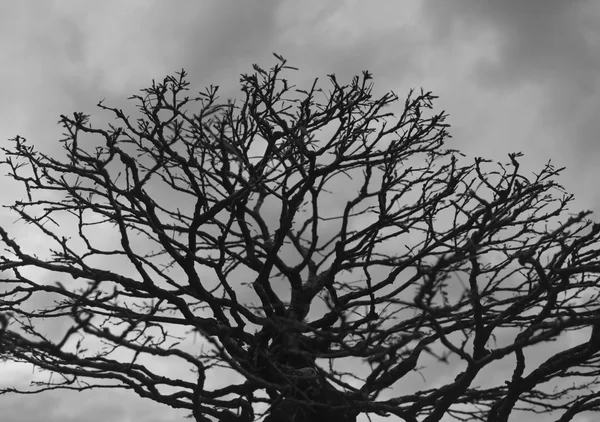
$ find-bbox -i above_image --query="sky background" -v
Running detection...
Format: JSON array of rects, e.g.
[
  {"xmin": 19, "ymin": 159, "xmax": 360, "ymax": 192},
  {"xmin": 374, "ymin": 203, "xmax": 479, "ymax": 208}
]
[{"xmin": 1, "ymin": 1, "xmax": 600, "ymax": 421}]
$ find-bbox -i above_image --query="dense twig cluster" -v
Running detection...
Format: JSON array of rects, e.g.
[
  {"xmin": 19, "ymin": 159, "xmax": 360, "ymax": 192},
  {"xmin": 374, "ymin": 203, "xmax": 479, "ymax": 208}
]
[{"xmin": 2, "ymin": 55, "xmax": 600, "ymax": 422}]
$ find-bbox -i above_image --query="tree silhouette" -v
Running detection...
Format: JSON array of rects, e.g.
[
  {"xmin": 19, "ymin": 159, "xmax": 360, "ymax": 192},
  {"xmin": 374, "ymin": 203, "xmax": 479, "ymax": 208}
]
[{"xmin": 2, "ymin": 54, "xmax": 600, "ymax": 422}]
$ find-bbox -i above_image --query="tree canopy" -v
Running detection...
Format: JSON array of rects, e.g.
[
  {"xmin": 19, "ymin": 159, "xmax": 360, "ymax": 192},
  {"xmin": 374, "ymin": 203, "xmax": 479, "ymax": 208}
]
[{"xmin": 2, "ymin": 55, "xmax": 600, "ymax": 422}]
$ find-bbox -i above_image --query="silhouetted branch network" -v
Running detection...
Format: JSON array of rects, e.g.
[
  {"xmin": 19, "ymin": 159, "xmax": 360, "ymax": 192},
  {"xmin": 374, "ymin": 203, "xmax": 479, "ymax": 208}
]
[{"xmin": 2, "ymin": 54, "xmax": 600, "ymax": 422}]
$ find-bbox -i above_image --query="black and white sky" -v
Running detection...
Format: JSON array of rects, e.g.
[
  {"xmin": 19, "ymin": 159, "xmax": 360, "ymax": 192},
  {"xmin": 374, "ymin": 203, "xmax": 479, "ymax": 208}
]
[{"xmin": 1, "ymin": 1, "xmax": 599, "ymax": 421}]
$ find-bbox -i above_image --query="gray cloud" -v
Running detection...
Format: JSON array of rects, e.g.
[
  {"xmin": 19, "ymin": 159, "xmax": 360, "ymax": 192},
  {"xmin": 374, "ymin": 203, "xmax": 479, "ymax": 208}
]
[{"xmin": 0, "ymin": 390, "xmax": 187, "ymax": 422}]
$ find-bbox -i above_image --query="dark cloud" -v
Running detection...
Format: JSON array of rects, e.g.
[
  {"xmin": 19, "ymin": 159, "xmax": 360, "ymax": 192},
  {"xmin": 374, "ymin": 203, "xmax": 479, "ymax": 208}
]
[
  {"xmin": 168, "ymin": 0, "xmax": 282, "ymax": 91},
  {"xmin": 423, "ymin": 0, "xmax": 599, "ymax": 94},
  {"xmin": 420, "ymin": 0, "xmax": 600, "ymax": 210}
]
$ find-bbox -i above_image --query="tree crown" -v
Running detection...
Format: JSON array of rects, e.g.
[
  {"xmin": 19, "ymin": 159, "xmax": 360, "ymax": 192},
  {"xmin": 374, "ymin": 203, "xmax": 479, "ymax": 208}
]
[{"xmin": 1, "ymin": 55, "xmax": 600, "ymax": 422}]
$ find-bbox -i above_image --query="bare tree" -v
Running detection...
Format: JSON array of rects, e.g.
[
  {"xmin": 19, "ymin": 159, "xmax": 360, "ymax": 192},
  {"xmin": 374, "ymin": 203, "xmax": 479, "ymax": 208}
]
[{"xmin": 2, "ymin": 54, "xmax": 600, "ymax": 422}]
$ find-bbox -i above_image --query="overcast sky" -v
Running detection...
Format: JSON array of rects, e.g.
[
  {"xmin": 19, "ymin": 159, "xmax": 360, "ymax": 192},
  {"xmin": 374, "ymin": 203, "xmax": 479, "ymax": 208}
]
[{"xmin": 1, "ymin": 1, "xmax": 599, "ymax": 421}]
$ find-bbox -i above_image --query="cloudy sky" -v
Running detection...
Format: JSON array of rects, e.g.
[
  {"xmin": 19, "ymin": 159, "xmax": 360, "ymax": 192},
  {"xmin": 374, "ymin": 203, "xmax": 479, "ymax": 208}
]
[{"xmin": 1, "ymin": 1, "xmax": 599, "ymax": 421}]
